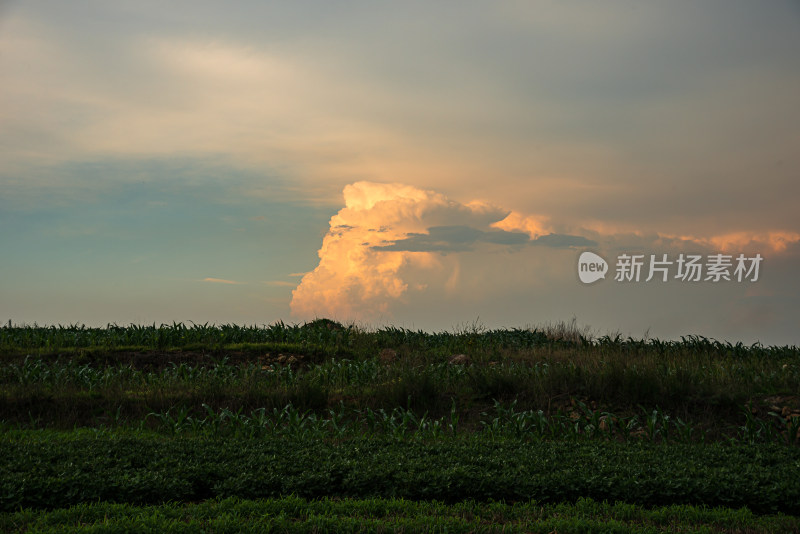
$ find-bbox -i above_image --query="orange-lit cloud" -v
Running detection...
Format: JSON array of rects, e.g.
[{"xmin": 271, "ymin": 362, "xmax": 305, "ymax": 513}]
[
  {"xmin": 263, "ymin": 281, "xmax": 296, "ymax": 287},
  {"xmin": 557, "ymin": 222, "xmax": 800, "ymax": 256},
  {"xmin": 491, "ymin": 211, "xmax": 552, "ymax": 239},
  {"xmin": 290, "ymin": 182, "xmax": 533, "ymax": 320},
  {"xmin": 291, "ymin": 182, "xmax": 800, "ymax": 323},
  {"xmin": 678, "ymin": 232, "xmax": 800, "ymax": 254}
]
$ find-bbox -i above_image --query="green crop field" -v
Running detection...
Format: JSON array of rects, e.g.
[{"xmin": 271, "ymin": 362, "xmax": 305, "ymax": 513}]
[{"xmin": 1, "ymin": 319, "xmax": 799, "ymax": 532}]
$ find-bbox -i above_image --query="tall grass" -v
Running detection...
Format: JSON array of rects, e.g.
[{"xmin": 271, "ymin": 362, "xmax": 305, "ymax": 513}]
[
  {"xmin": 1, "ymin": 321, "xmax": 798, "ymax": 442},
  {"xmin": 4, "ymin": 320, "xmax": 795, "ymax": 357}
]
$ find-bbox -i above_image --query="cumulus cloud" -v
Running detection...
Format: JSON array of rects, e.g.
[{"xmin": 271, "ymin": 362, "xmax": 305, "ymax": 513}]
[
  {"xmin": 289, "ymin": 181, "xmax": 595, "ymax": 321},
  {"xmin": 289, "ymin": 184, "xmax": 482, "ymax": 319},
  {"xmin": 263, "ymin": 281, "xmax": 296, "ymax": 287},
  {"xmin": 290, "ymin": 181, "xmax": 800, "ymax": 325},
  {"xmin": 491, "ymin": 212, "xmax": 552, "ymax": 239}
]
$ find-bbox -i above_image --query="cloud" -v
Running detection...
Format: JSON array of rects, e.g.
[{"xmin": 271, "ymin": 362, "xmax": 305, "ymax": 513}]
[
  {"xmin": 289, "ymin": 182, "xmax": 503, "ymax": 319},
  {"xmin": 263, "ymin": 281, "xmax": 296, "ymax": 287},
  {"xmin": 202, "ymin": 277, "xmax": 244, "ymax": 285},
  {"xmin": 373, "ymin": 225, "xmax": 593, "ymax": 252},
  {"xmin": 289, "ymin": 181, "xmax": 589, "ymax": 321},
  {"xmin": 671, "ymin": 231, "xmax": 800, "ymax": 254},
  {"xmin": 491, "ymin": 212, "xmax": 551, "ymax": 239},
  {"xmin": 290, "ymin": 181, "xmax": 800, "ymax": 327},
  {"xmin": 374, "ymin": 225, "xmax": 530, "ymax": 252},
  {"xmin": 584, "ymin": 229, "xmax": 800, "ymax": 257},
  {"xmin": 531, "ymin": 234, "xmax": 598, "ymax": 248},
  {"xmin": 3, "ymin": 2, "xmax": 798, "ymax": 240}
]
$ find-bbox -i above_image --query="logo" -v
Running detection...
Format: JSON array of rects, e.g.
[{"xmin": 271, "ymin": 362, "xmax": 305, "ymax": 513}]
[
  {"xmin": 576, "ymin": 251, "xmax": 762, "ymax": 285},
  {"xmin": 578, "ymin": 251, "xmax": 608, "ymax": 284}
]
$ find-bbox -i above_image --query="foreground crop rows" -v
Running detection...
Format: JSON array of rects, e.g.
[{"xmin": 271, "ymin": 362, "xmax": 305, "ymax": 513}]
[
  {"xmin": 2, "ymin": 321, "xmax": 799, "ymax": 532},
  {"xmin": 3, "ymin": 432, "xmax": 799, "ymax": 514},
  {"xmin": 4, "ymin": 496, "xmax": 799, "ymax": 533}
]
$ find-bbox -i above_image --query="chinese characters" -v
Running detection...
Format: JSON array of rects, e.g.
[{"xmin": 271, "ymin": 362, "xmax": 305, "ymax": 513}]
[{"xmin": 613, "ymin": 253, "xmax": 762, "ymax": 283}]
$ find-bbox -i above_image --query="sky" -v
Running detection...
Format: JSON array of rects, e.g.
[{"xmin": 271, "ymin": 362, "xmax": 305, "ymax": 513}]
[{"xmin": 1, "ymin": 1, "xmax": 799, "ymax": 345}]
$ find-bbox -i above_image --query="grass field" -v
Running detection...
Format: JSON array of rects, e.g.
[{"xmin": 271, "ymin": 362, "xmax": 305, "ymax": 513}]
[{"xmin": 1, "ymin": 319, "xmax": 798, "ymax": 532}]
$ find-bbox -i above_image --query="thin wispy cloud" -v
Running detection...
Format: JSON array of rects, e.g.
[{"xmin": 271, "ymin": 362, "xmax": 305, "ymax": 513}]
[{"xmin": 202, "ymin": 278, "xmax": 244, "ymax": 285}]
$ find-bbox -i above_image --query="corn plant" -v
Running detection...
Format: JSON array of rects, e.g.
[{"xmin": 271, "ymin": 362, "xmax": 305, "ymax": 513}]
[
  {"xmin": 739, "ymin": 406, "xmax": 780, "ymax": 444},
  {"xmin": 146, "ymin": 405, "xmax": 193, "ymax": 435}
]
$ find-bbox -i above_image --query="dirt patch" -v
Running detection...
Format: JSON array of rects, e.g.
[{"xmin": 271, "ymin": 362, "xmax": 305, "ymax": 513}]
[{"xmin": 751, "ymin": 395, "xmax": 800, "ymax": 418}]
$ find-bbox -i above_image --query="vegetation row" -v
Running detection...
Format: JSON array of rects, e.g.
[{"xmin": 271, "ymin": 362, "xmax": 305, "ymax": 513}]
[
  {"xmin": 2, "ymin": 433, "xmax": 799, "ymax": 514},
  {"xmin": 3, "ymin": 496, "xmax": 799, "ymax": 533},
  {"xmin": 2, "ymin": 320, "xmax": 797, "ymax": 357},
  {"xmin": 2, "ymin": 352, "xmax": 798, "ymax": 443}
]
